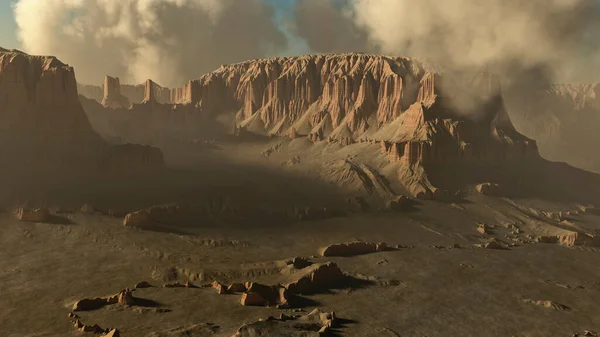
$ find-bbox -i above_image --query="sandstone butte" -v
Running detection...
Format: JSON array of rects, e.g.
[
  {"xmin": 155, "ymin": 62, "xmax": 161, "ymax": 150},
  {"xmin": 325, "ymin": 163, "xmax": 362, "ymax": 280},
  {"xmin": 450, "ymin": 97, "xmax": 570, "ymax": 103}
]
[
  {"xmin": 0, "ymin": 47, "xmax": 165, "ymax": 173},
  {"xmin": 79, "ymin": 53, "xmax": 540, "ymax": 196}
]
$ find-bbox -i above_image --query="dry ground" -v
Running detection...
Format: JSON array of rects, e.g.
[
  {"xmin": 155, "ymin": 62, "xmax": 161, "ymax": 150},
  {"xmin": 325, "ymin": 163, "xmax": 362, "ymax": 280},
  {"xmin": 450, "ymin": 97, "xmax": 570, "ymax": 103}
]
[{"xmin": 2, "ymin": 139, "xmax": 600, "ymax": 337}]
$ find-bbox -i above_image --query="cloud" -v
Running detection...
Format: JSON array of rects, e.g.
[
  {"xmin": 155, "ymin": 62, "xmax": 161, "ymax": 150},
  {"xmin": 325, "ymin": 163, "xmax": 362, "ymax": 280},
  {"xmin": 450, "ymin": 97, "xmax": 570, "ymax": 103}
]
[
  {"xmin": 293, "ymin": 0, "xmax": 375, "ymax": 54},
  {"xmin": 12, "ymin": 0, "xmax": 600, "ymax": 87},
  {"xmin": 291, "ymin": 0, "xmax": 600, "ymax": 83},
  {"xmin": 13, "ymin": 0, "xmax": 287, "ymax": 87}
]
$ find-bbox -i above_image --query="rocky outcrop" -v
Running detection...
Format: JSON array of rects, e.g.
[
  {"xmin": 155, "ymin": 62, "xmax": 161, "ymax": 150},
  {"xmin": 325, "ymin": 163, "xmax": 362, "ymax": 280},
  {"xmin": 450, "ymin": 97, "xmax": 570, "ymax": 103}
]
[
  {"xmin": 123, "ymin": 210, "xmax": 152, "ymax": 228},
  {"xmin": 521, "ymin": 298, "xmax": 571, "ymax": 311},
  {"xmin": 68, "ymin": 313, "xmax": 120, "ymax": 336},
  {"xmin": 283, "ymin": 262, "xmax": 346, "ymax": 294},
  {"xmin": 72, "ymin": 288, "xmax": 137, "ymax": 311},
  {"xmin": 240, "ymin": 282, "xmax": 289, "ymax": 307},
  {"xmin": 0, "ymin": 48, "xmax": 165, "ymax": 174},
  {"xmin": 476, "ymin": 183, "xmax": 502, "ymax": 196},
  {"xmin": 15, "ymin": 207, "xmax": 49, "ymax": 222},
  {"xmin": 0, "ymin": 49, "xmax": 104, "ymax": 170},
  {"xmin": 320, "ymin": 242, "xmax": 391, "ymax": 257},
  {"xmin": 142, "ymin": 79, "xmax": 157, "ymax": 104},
  {"xmin": 101, "ymin": 76, "xmax": 130, "ymax": 108},
  {"xmin": 79, "ymin": 79, "xmax": 175, "ymax": 105},
  {"xmin": 233, "ymin": 309, "xmax": 336, "ymax": 336},
  {"xmin": 123, "ymin": 204, "xmax": 186, "ymax": 229},
  {"xmin": 203, "ymin": 261, "xmax": 348, "ymax": 308}
]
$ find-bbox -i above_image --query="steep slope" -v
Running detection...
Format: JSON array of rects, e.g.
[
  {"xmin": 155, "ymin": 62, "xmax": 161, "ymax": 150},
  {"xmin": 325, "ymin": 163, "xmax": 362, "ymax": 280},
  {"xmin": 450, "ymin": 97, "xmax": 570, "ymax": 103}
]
[
  {"xmin": 0, "ymin": 48, "xmax": 164, "ymax": 175},
  {"xmin": 81, "ymin": 53, "xmax": 539, "ymax": 198}
]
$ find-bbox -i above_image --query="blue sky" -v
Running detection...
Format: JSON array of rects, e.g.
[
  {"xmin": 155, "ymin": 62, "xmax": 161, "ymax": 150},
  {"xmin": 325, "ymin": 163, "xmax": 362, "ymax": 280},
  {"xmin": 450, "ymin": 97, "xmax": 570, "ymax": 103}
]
[{"xmin": 0, "ymin": 0, "xmax": 18, "ymax": 48}]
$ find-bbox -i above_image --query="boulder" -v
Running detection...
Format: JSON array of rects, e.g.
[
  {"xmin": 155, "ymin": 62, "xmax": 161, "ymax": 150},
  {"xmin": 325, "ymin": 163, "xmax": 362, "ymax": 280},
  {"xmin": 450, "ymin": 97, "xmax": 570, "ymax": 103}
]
[
  {"xmin": 284, "ymin": 262, "xmax": 345, "ymax": 294},
  {"xmin": 123, "ymin": 210, "xmax": 152, "ymax": 228},
  {"xmin": 134, "ymin": 281, "xmax": 153, "ymax": 289},
  {"xmin": 104, "ymin": 329, "xmax": 120, "ymax": 337},
  {"xmin": 211, "ymin": 281, "xmax": 227, "ymax": 294},
  {"xmin": 72, "ymin": 298, "xmax": 108, "ymax": 311},
  {"xmin": 477, "ymin": 224, "xmax": 490, "ymax": 234},
  {"xmin": 240, "ymin": 292, "xmax": 268, "ymax": 307},
  {"xmin": 241, "ymin": 282, "xmax": 288, "ymax": 307},
  {"xmin": 15, "ymin": 207, "xmax": 49, "ymax": 222},
  {"xmin": 476, "ymin": 183, "xmax": 502, "ymax": 196},
  {"xmin": 117, "ymin": 288, "xmax": 135, "ymax": 305},
  {"xmin": 289, "ymin": 257, "xmax": 311, "ymax": 269}
]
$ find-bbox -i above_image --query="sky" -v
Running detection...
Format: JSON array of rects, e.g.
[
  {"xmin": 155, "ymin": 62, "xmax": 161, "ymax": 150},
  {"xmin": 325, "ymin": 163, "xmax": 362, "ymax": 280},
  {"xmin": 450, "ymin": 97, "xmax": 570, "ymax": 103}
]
[
  {"xmin": 0, "ymin": 0, "xmax": 18, "ymax": 49},
  {"xmin": 2, "ymin": 0, "xmax": 600, "ymax": 87},
  {"xmin": 0, "ymin": 0, "xmax": 306, "ymax": 52}
]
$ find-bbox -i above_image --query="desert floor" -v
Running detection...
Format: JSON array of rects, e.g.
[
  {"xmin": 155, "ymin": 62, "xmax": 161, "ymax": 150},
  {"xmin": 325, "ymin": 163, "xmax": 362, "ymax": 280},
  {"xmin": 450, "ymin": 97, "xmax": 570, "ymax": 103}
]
[{"xmin": 2, "ymin": 139, "xmax": 600, "ymax": 337}]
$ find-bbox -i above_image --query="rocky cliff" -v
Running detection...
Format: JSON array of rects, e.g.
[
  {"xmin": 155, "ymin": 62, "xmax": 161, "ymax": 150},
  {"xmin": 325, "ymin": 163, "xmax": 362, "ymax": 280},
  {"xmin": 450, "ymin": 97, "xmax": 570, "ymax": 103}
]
[
  {"xmin": 81, "ymin": 53, "xmax": 540, "ymax": 197},
  {"xmin": 506, "ymin": 83, "xmax": 600, "ymax": 172},
  {"xmin": 86, "ymin": 54, "xmax": 537, "ymax": 158},
  {"xmin": 0, "ymin": 48, "xmax": 165, "ymax": 175},
  {"xmin": 80, "ymin": 77, "xmax": 173, "ymax": 106}
]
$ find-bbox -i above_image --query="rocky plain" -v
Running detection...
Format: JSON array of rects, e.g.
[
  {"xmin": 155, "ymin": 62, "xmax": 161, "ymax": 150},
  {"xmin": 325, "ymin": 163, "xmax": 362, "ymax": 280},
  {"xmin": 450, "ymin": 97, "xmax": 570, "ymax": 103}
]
[{"xmin": 2, "ymin": 48, "xmax": 600, "ymax": 337}]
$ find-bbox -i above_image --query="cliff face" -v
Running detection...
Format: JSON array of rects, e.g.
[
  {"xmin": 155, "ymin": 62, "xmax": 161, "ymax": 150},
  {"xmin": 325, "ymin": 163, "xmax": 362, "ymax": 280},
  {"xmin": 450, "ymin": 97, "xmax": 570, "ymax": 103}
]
[
  {"xmin": 0, "ymin": 48, "xmax": 164, "ymax": 174},
  {"xmin": 90, "ymin": 54, "xmax": 536, "ymax": 160},
  {"xmin": 101, "ymin": 75, "xmax": 130, "ymax": 108},
  {"xmin": 81, "ymin": 53, "xmax": 540, "ymax": 197},
  {"xmin": 80, "ymin": 77, "xmax": 173, "ymax": 105},
  {"xmin": 0, "ymin": 49, "xmax": 104, "ymax": 156},
  {"xmin": 506, "ymin": 83, "xmax": 600, "ymax": 172}
]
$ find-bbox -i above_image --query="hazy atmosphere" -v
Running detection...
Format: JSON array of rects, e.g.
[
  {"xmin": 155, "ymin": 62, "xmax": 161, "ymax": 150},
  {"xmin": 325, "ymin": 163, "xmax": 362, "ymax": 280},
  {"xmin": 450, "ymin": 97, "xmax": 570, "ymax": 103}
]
[
  {"xmin": 3, "ymin": 1, "xmax": 600, "ymax": 337},
  {"xmin": 1, "ymin": 0, "xmax": 600, "ymax": 86}
]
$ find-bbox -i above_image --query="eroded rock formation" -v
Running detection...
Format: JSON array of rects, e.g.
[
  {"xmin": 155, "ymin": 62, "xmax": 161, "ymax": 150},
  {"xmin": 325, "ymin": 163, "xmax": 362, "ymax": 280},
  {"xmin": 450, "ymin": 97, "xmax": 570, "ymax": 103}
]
[
  {"xmin": 80, "ymin": 78, "xmax": 175, "ymax": 105},
  {"xmin": 320, "ymin": 241, "xmax": 391, "ymax": 257},
  {"xmin": 15, "ymin": 207, "xmax": 49, "ymax": 222},
  {"xmin": 101, "ymin": 76, "xmax": 130, "ymax": 108},
  {"xmin": 0, "ymin": 48, "xmax": 165, "ymax": 174},
  {"xmin": 233, "ymin": 309, "xmax": 336, "ymax": 336},
  {"xmin": 79, "ymin": 53, "xmax": 540, "ymax": 197}
]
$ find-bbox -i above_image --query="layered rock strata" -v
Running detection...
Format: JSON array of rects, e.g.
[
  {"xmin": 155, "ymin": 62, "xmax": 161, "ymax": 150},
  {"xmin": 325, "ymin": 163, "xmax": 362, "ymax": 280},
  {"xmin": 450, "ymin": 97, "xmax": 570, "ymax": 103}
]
[
  {"xmin": 80, "ymin": 54, "xmax": 540, "ymax": 196},
  {"xmin": 0, "ymin": 48, "xmax": 165, "ymax": 174},
  {"xmin": 80, "ymin": 76, "xmax": 174, "ymax": 105},
  {"xmin": 101, "ymin": 76, "xmax": 130, "ymax": 108}
]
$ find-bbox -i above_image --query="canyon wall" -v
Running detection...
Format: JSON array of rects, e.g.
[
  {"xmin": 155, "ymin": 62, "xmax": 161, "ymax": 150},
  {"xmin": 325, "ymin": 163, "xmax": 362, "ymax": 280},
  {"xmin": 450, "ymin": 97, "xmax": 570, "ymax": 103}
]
[
  {"xmin": 84, "ymin": 54, "xmax": 538, "ymax": 169},
  {"xmin": 506, "ymin": 83, "xmax": 600, "ymax": 172},
  {"xmin": 0, "ymin": 48, "xmax": 165, "ymax": 175},
  {"xmin": 79, "ymin": 78, "xmax": 173, "ymax": 105},
  {"xmin": 77, "ymin": 83, "xmax": 103, "ymax": 102}
]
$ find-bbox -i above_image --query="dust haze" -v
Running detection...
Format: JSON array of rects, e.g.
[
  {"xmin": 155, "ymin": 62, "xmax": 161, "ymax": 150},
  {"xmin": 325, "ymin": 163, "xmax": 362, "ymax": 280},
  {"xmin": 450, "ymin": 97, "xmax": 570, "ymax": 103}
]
[
  {"xmin": 5, "ymin": 1, "xmax": 600, "ymax": 336},
  {"xmin": 15, "ymin": 0, "xmax": 600, "ymax": 86},
  {"xmin": 294, "ymin": 0, "xmax": 600, "ymax": 83},
  {"xmin": 13, "ymin": 0, "xmax": 287, "ymax": 87}
]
